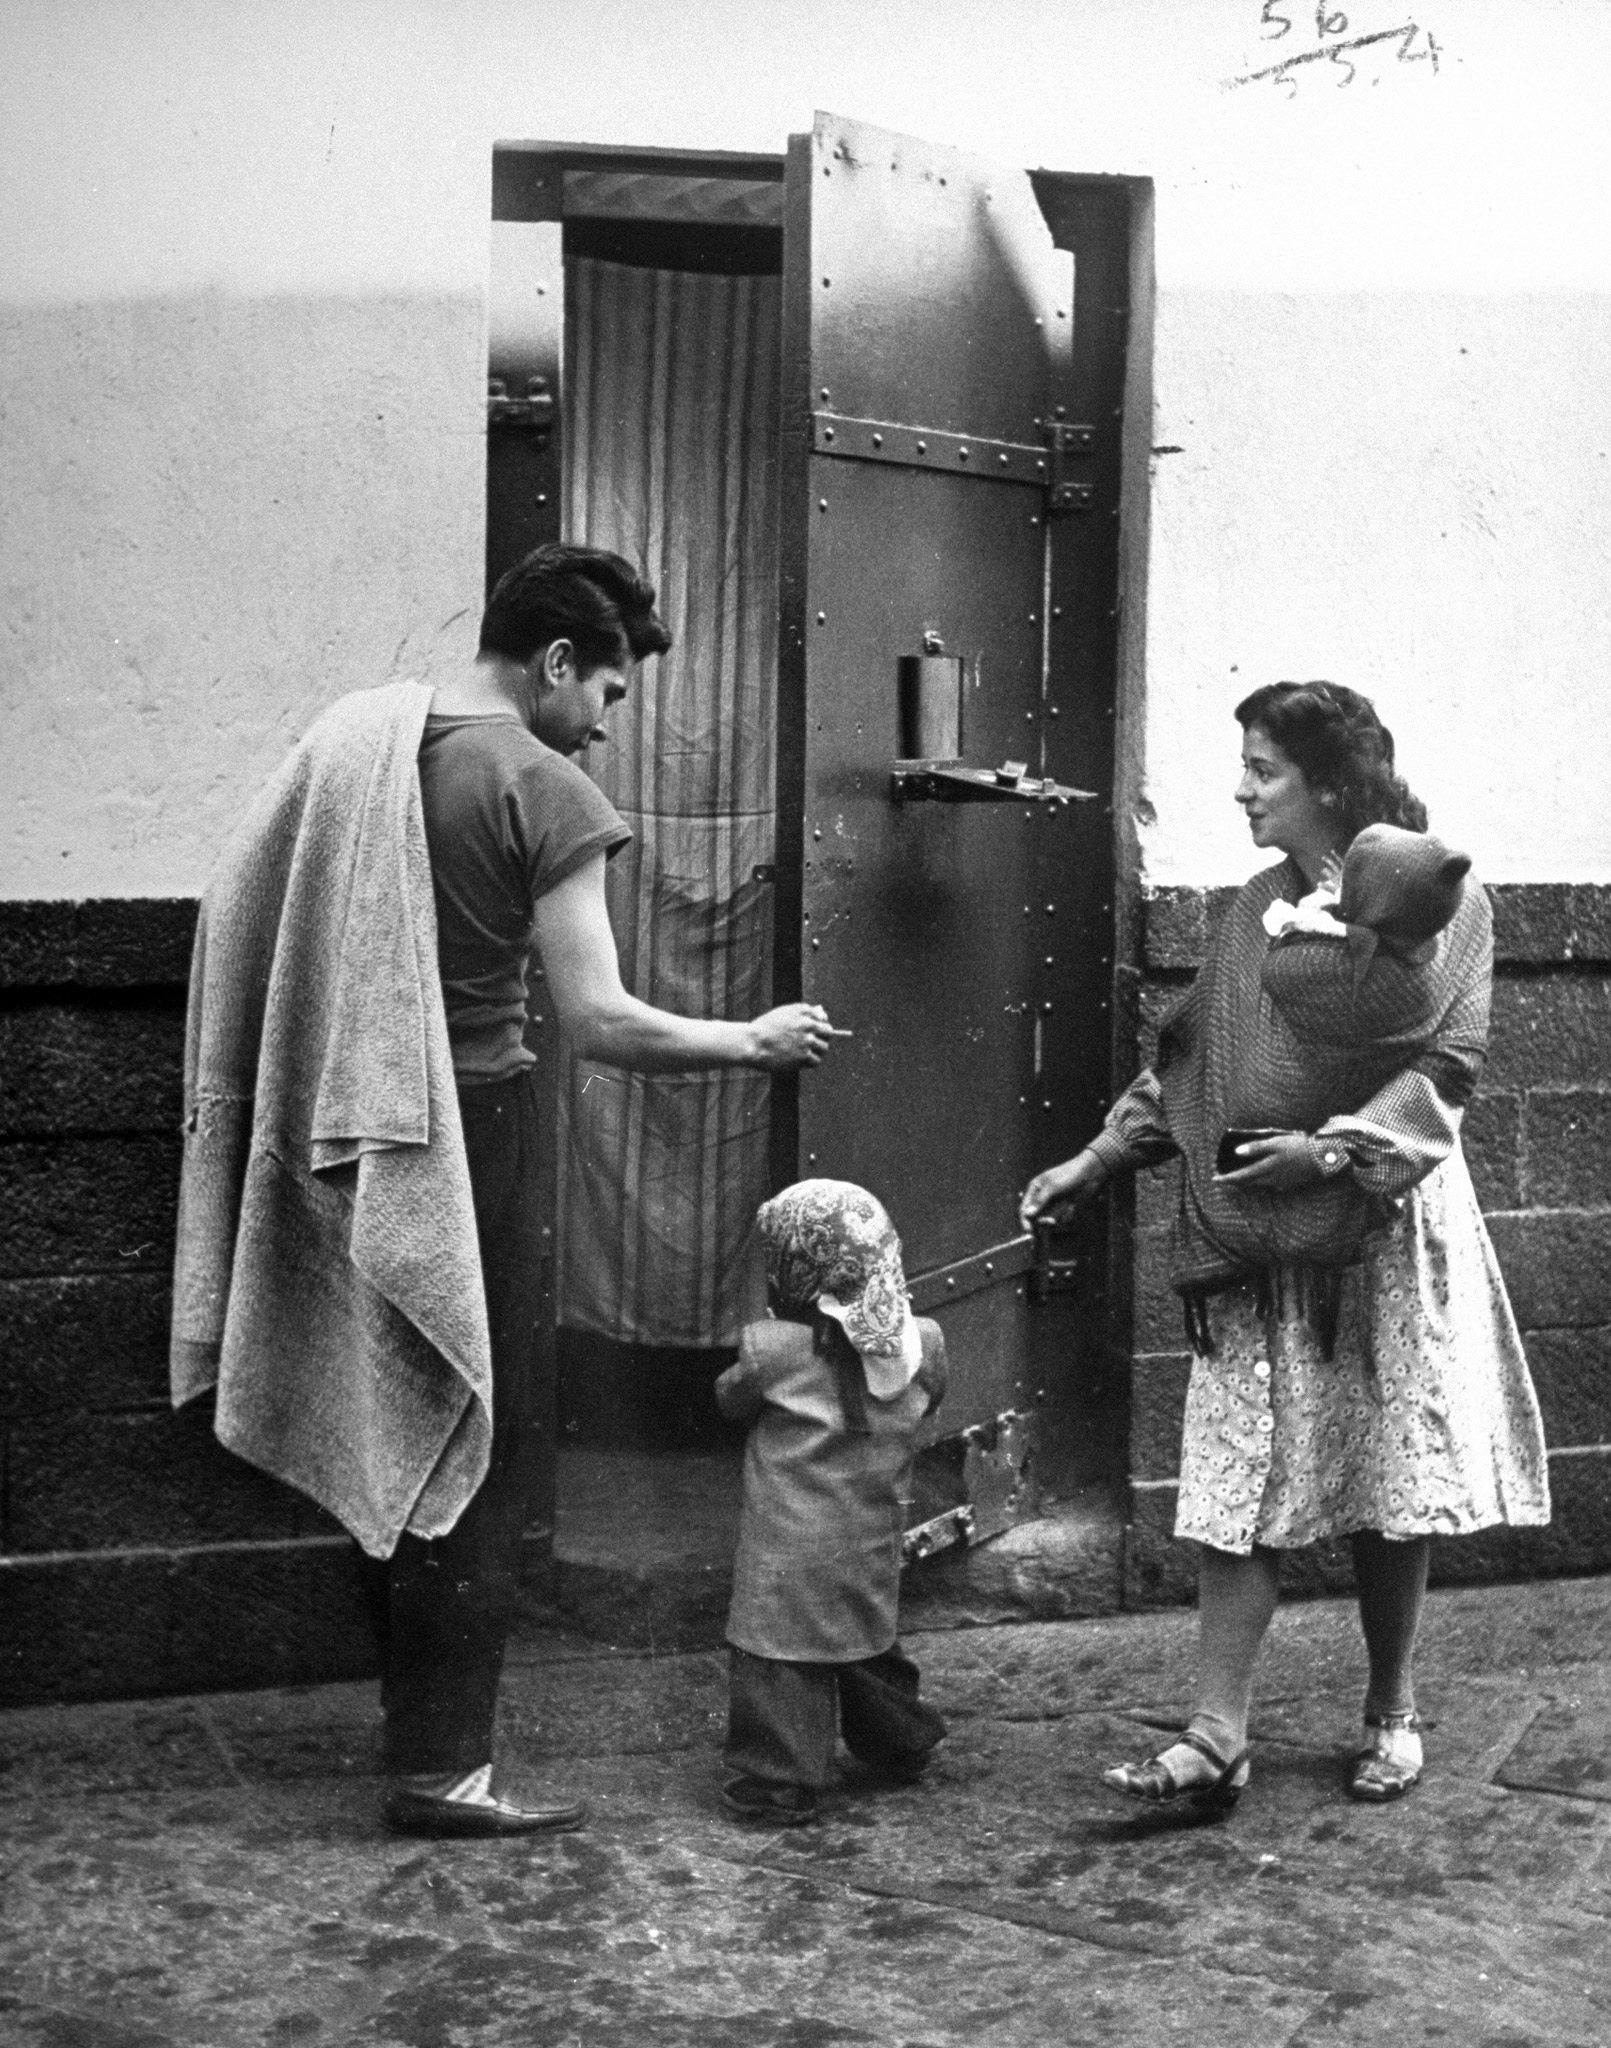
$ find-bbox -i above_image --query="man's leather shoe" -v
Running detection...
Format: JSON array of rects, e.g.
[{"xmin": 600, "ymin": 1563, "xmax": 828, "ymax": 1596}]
[{"xmin": 384, "ymin": 1763, "xmax": 587, "ymax": 1837}]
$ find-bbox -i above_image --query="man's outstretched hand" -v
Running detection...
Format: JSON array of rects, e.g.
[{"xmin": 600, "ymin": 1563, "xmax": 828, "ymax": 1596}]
[{"xmin": 747, "ymin": 1003, "xmax": 849, "ymax": 1070}]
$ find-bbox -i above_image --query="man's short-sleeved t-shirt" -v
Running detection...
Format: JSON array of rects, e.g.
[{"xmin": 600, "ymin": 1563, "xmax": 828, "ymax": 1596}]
[{"xmin": 417, "ymin": 713, "xmax": 630, "ymax": 1083}]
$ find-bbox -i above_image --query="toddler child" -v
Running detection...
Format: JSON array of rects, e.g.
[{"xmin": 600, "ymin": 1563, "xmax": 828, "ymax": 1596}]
[{"xmin": 716, "ymin": 1178, "xmax": 948, "ymax": 1826}]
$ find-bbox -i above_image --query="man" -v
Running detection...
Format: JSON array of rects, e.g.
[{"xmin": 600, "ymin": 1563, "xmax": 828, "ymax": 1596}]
[{"xmin": 172, "ymin": 544, "xmax": 836, "ymax": 1837}]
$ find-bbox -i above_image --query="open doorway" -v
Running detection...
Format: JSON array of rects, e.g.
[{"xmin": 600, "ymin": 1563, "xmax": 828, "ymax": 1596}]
[{"xmin": 487, "ymin": 121, "xmax": 1148, "ymax": 1636}]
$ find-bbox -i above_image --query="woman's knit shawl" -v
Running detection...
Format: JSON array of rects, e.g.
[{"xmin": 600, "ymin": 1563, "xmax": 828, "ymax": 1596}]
[{"xmin": 1156, "ymin": 857, "xmax": 1493, "ymax": 1295}]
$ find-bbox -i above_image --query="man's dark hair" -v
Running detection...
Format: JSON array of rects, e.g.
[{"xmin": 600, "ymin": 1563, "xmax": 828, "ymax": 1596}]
[
  {"xmin": 1235, "ymin": 680, "xmax": 1428, "ymax": 840},
  {"xmin": 479, "ymin": 543, "xmax": 673, "ymax": 671}
]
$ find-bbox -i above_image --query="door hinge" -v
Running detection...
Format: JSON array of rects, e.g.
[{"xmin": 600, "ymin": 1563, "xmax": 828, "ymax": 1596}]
[
  {"xmin": 1045, "ymin": 422, "xmax": 1096, "ymax": 515},
  {"xmin": 809, "ymin": 408, "xmax": 1096, "ymax": 515},
  {"xmin": 488, "ymin": 376, "xmax": 555, "ymax": 434},
  {"xmin": 903, "ymin": 1502, "xmax": 975, "ymax": 1561},
  {"xmin": 901, "ymin": 1409, "xmax": 1040, "ymax": 1563},
  {"xmin": 907, "ymin": 1232, "xmax": 1037, "ymax": 1313}
]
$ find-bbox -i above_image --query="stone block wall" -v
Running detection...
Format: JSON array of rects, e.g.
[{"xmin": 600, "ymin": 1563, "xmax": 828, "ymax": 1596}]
[
  {"xmin": 5, "ymin": 884, "xmax": 1608, "ymax": 1703},
  {"xmin": 1123, "ymin": 883, "xmax": 1611, "ymax": 1605},
  {"xmin": 0, "ymin": 901, "xmax": 376, "ymax": 1707}
]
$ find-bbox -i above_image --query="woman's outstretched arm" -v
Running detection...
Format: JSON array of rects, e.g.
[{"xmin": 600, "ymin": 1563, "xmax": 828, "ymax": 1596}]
[{"xmin": 1019, "ymin": 1066, "xmax": 1181, "ymax": 1228}]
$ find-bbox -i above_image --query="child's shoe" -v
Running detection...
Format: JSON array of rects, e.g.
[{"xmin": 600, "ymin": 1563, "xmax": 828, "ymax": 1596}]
[{"xmin": 720, "ymin": 1775, "xmax": 818, "ymax": 1826}]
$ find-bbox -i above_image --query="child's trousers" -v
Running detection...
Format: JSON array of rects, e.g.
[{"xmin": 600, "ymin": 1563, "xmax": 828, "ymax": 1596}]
[{"xmin": 724, "ymin": 1643, "xmax": 947, "ymax": 1790}]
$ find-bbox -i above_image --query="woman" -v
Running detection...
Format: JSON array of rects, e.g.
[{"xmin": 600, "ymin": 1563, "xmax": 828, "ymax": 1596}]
[{"xmin": 1021, "ymin": 681, "xmax": 1549, "ymax": 1809}]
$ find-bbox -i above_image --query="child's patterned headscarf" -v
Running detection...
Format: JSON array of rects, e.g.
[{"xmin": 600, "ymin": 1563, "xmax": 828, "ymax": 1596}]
[{"xmin": 756, "ymin": 1178, "xmax": 921, "ymax": 1398}]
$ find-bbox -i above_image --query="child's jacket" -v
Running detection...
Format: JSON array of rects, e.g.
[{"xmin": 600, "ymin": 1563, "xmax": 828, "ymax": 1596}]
[{"xmin": 718, "ymin": 1316, "xmax": 946, "ymax": 1663}]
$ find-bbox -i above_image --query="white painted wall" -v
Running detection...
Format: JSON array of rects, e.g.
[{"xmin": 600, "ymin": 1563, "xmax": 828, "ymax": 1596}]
[{"xmin": 2, "ymin": 0, "xmax": 1608, "ymax": 893}]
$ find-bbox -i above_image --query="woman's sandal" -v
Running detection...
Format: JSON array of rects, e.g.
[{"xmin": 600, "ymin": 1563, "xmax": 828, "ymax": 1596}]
[
  {"xmin": 1102, "ymin": 1728, "xmax": 1252, "ymax": 1814},
  {"xmin": 1349, "ymin": 1708, "xmax": 1423, "ymax": 1803}
]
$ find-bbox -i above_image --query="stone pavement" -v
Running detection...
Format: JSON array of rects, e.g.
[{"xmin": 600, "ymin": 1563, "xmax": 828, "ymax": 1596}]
[{"xmin": 2, "ymin": 1575, "xmax": 1609, "ymax": 2048}]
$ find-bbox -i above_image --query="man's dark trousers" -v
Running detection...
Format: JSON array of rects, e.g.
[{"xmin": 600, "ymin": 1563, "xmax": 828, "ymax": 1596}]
[{"xmin": 368, "ymin": 1070, "xmax": 544, "ymax": 1775}]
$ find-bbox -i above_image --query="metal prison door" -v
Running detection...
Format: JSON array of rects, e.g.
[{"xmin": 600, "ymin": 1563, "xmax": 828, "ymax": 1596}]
[{"xmin": 774, "ymin": 115, "xmax": 1125, "ymax": 1546}]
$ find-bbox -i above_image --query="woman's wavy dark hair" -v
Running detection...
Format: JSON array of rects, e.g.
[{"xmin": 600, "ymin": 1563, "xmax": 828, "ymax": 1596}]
[{"xmin": 1235, "ymin": 681, "xmax": 1427, "ymax": 839}]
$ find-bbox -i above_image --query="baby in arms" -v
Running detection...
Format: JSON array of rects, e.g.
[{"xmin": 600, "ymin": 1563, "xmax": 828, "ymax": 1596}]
[{"xmin": 1229, "ymin": 821, "xmax": 1474, "ymax": 1142}]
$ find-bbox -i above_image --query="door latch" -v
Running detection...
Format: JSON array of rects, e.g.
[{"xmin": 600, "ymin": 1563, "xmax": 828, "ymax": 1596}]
[{"xmin": 1030, "ymin": 1215, "xmax": 1082, "ymax": 1300}]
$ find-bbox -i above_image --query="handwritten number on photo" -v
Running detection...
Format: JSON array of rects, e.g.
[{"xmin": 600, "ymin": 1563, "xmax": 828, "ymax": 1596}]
[{"xmin": 1230, "ymin": 13, "xmax": 1442, "ymax": 94}]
